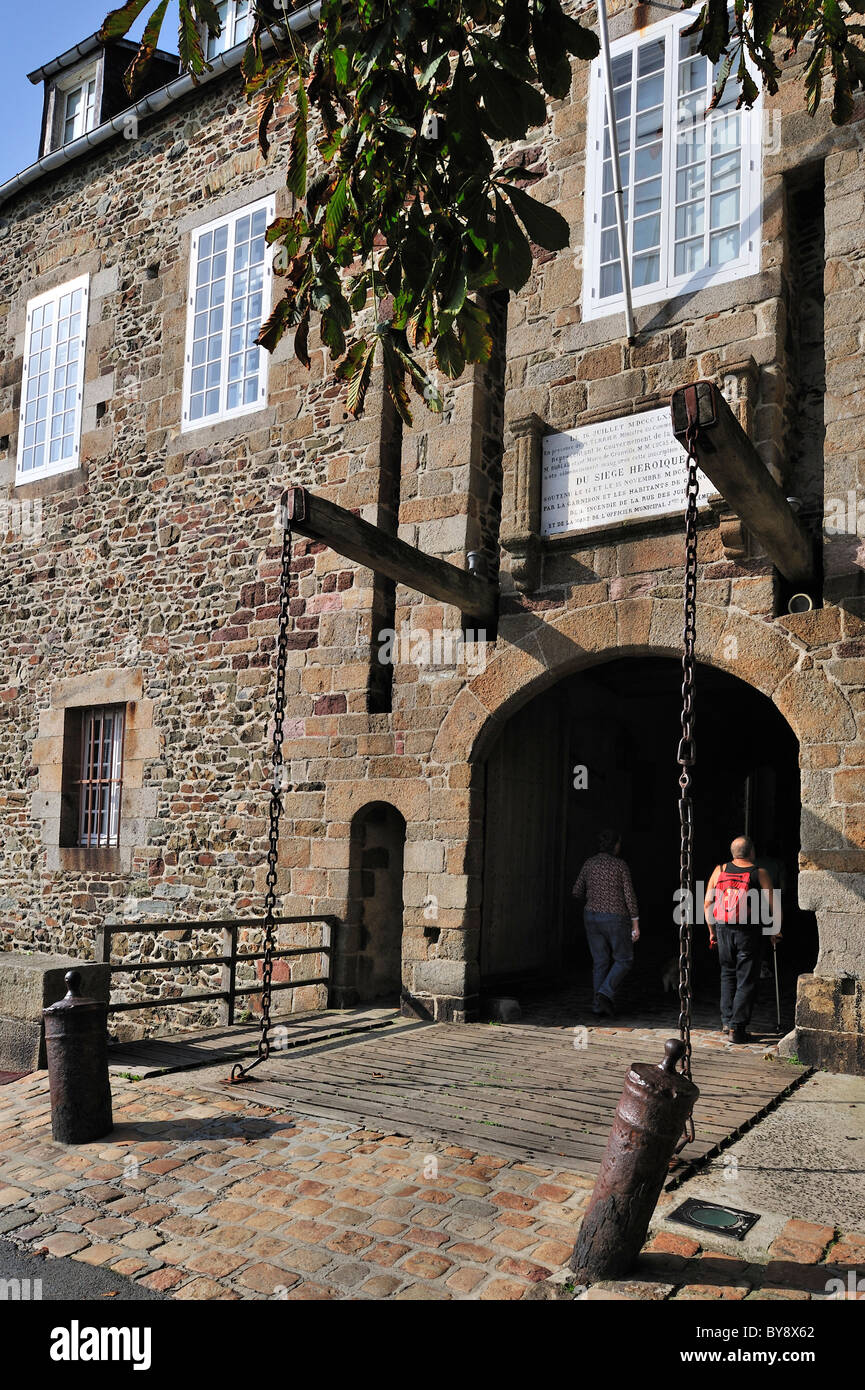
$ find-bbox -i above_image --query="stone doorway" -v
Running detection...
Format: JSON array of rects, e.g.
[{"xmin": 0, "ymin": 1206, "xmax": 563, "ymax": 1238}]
[
  {"xmin": 331, "ymin": 802, "xmax": 406, "ymax": 1008},
  {"xmin": 480, "ymin": 656, "xmax": 814, "ymax": 1018}
]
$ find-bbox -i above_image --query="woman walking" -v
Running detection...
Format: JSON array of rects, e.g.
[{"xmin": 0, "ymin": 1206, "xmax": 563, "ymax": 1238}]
[{"xmin": 572, "ymin": 828, "xmax": 640, "ymax": 1017}]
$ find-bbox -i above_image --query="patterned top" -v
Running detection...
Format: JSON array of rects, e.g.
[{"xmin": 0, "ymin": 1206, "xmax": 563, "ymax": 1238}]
[{"xmin": 572, "ymin": 852, "xmax": 638, "ymax": 918}]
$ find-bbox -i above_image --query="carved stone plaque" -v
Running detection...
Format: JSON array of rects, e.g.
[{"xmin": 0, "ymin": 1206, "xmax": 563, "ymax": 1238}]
[{"xmin": 541, "ymin": 407, "xmax": 719, "ymax": 538}]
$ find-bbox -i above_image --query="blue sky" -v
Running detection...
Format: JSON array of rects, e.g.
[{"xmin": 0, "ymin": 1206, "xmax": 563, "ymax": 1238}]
[{"xmin": 0, "ymin": 1, "xmax": 180, "ymax": 182}]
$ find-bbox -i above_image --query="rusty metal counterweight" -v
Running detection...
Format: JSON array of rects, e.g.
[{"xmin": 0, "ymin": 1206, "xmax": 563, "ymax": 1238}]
[
  {"xmin": 569, "ymin": 1039, "xmax": 699, "ymax": 1283},
  {"xmin": 228, "ymin": 499, "xmax": 294, "ymax": 1084}
]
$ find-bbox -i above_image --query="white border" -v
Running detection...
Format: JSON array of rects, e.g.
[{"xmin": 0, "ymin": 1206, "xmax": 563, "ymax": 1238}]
[
  {"xmin": 582, "ymin": 11, "xmax": 764, "ymax": 322},
  {"xmin": 181, "ymin": 194, "xmax": 275, "ymax": 434},
  {"xmin": 15, "ymin": 273, "xmax": 90, "ymax": 485}
]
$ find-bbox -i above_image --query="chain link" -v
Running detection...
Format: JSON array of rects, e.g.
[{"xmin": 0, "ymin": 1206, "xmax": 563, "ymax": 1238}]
[
  {"xmin": 231, "ymin": 503, "xmax": 293, "ymax": 1082},
  {"xmin": 676, "ymin": 413, "xmax": 700, "ymax": 1147}
]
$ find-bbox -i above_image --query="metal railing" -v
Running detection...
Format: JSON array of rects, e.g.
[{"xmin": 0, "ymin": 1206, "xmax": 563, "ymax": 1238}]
[{"xmin": 95, "ymin": 915, "xmax": 337, "ymax": 1025}]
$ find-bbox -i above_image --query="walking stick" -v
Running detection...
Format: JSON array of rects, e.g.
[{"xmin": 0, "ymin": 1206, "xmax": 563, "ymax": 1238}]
[{"xmin": 772, "ymin": 940, "xmax": 781, "ymax": 1032}]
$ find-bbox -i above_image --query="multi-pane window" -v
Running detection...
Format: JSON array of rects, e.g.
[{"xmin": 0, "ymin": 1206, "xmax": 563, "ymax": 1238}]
[
  {"xmin": 206, "ymin": 0, "xmax": 252, "ymax": 58},
  {"xmin": 182, "ymin": 199, "xmax": 274, "ymax": 430},
  {"xmin": 17, "ymin": 275, "xmax": 89, "ymax": 482},
  {"xmin": 63, "ymin": 78, "xmax": 98, "ymax": 144},
  {"xmin": 584, "ymin": 11, "xmax": 762, "ymax": 319},
  {"xmin": 77, "ymin": 706, "xmax": 125, "ymax": 849}
]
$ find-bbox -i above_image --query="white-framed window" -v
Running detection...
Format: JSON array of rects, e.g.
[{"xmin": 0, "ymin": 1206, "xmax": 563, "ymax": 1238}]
[
  {"xmin": 206, "ymin": 0, "xmax": 252, "ymax": 59},
  {"xmin": 583, "ymin": 10, "xmax": 763, "ymax": 321},
  {"xmin": 16, "ymin": 275, "xmax": 89, "ymax": 483},
  {"xmin": 62, "ymin": 76, "xmax": 98, "ymax": 144},
  {"xmin": 182, "ymin": 197, "xmax": 274, "ymax": 431}
]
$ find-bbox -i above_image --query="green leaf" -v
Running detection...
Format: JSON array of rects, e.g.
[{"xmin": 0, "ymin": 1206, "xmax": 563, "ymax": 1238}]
[
  {"xmin": 258, "ymin": 296, "xmax": 295, "ymax": 355},
  {"xmin": 707, "ymin": 46, "xmax": 736, "ymax": 112},
  {"xmin": 335, "ymin": 339, "xmax": 368, "ymax": 380},
  {"xmin": 359, "ymin": 20, "xmax": 393, "ymax": 80},
  {"xmin": 286, "ymin": 83, "xmax": 309, "ymax": 199},
  {"xmin": 446, "ymin": 58, "xmax": 492, "ymax": 165},
  {"xmin": 475, "ymin": 60, "xmax": 531, "ymax": 141},
  {"xmin": 323, "ymin": 176, "xmax": 349, "ymax": 250},
  {"xmin": 98, "ymin": 0, "xmax": 151, "ymax": 42},
  {"xmin": 123, "ymin": 0, "xmax": 170, "ymax": 94},
  {"xmin": 435, "ymin": 330, "xmax": 466, "ymax": 380},
  {"xmin": 457, "ymin": 301, "xmax": 493, "ymax": 364},
  {"xmin": 382, "ymin": 335, "xmax": 413, "ymax": 425},
  {"xmin": 294, "ymin": 312, "xmax": 311, "ymax": 370},
  {"xmin": 501, "ymin": 183, "xmax": 570, "ymax": 250},
  {"xmin": 437, "ymin": 250, "xmax": 468, "ymax": 316},
  {"xmin": 178, "ymin": 0, "xmax": 207, "ymax": 77},
  {"xmin": 321, "ymin": 309, "xmax": 347, "ymax": 358},
  {"xmin": 531, "ymin": 2, "xmax": 573, "ymax": 99},
  {"xmin": 332, "ymin": 46, "xmax": 350, "ymax": 85},
  {"xmin": 492, "ymin": 192, "xmax": 533, "ymax": 291},
  {"xmin": 420, "ymin": 48, "xmax": 450, "ymax": 86},
  {"xmin": 347, "ymin": 342, "xmax": 377, "ymax": 416},
  {"xmin": 559, "ymin": 15, "xmax": 600, "ymax": 61}
]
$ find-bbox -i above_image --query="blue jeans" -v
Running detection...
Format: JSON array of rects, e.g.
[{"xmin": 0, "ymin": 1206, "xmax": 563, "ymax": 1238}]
[
  {"xmin": 717, "ymin": 924, "xmax": 761, "ymax": 1029},
  {"xmin": 584, "ymin": 912, "xmax": 633, "ymax": 1004}
]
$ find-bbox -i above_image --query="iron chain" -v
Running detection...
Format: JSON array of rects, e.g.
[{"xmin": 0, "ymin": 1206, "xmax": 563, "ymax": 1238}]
[
  {"xmin": 231, "ymin": 504, "xmax": 293, "ymax": 1082},
  {"xmin": 676, "ymin": 417, "xmax": 700, "ymax": 1146}
]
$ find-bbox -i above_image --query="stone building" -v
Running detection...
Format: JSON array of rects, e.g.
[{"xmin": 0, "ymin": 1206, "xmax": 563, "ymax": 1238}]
[{"xmin": 0, "ymin": 3, "xmax": 863, "ymax": 1071}]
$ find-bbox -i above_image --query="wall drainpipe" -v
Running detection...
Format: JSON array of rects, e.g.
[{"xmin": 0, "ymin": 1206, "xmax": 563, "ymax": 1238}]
[{"xmin": 597, "ymin": 0, "xmax": 636, "ymax": 344}]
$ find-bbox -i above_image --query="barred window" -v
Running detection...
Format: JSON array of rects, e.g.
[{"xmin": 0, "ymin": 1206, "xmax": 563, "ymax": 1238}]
[{"xmin": 77, "ymin": 706, "xmax": 125, "ymax": 849}]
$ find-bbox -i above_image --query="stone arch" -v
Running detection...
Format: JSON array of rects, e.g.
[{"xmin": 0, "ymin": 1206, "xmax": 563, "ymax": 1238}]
[
  {"xmin": 432, "ymin": 598, "xmax": 855, "ymax": 769},
  {"xmin": 421, "ymin": 596, "xmax": 862, "ymax": 1066}
]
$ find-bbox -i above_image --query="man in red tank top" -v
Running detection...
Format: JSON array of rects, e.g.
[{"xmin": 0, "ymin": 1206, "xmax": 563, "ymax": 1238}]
[{"xmin": 704, "ymin": 835, "xmax": 780, "ymax": 1044}]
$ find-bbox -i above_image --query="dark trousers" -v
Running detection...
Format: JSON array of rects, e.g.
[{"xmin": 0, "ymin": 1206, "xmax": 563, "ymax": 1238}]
[
  {"xmin": 717, "ymin": 924, "xmax": 762, "ymax": 1029},
  {"xmin": 584, "ymin": 912, "xmax": 633, "ymax": 1004}
]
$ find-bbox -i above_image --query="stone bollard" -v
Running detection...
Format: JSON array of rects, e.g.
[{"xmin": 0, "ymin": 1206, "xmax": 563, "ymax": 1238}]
[
  {"xmin": 570, "ymin": 1038, "xmax": 698, "ymax": 1284},
  {"xmin": 43, "ymin": 970, "xmax": 113, "ymax": 1144}
]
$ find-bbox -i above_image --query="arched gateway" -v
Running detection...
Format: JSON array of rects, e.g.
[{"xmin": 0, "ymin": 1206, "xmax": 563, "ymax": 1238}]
[{"xmin": 390, "ymin": 597, "xmax": 862, "ymax": 1072}]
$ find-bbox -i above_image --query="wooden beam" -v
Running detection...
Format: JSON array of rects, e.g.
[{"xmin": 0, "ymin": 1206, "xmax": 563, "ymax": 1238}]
[
  {"xmin": 671, "ymin": 381, "xmax": 815, "ymax": 589},
  {"xmin": 284, "ymin": 487, "xmax": 498, "ymax": 626}
]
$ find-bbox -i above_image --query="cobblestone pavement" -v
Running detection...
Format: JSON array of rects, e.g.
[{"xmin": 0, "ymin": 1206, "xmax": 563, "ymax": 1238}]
[{"xmin": 0, "ymin": 1068, "xmax": 862, "ymax": 1301}]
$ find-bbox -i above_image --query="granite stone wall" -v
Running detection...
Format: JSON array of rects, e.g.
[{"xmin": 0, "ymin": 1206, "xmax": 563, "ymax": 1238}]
[{"xmin": 0, "ymin": 5, "xmax": 863, "ymax": 1064}]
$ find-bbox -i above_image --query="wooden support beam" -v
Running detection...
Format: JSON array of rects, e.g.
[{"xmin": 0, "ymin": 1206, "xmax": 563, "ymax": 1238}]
[
  {"xmin": 284, "ymin": 487, "xmax": 498, "ymax": 626},
  {"xmin": 671, "ymin": 381, "xmax": 815, "ymax": 589}
]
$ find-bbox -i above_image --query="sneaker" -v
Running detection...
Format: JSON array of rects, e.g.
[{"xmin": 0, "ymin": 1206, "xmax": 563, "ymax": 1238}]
[{"xmin": 596, "ymin": 993, "xmax": 615, "ymax": 1018}]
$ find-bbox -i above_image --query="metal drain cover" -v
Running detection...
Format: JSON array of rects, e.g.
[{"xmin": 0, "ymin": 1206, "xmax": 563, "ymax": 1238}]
[{"xmin": 669, "ymin": 1197, "xmax": 761, "ymax": 1241}]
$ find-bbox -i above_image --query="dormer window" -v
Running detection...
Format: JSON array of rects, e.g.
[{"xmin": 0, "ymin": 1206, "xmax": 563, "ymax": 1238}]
[
  {"xmin": 63, "ymin": 76, "xmax": 98, "ymax": 144},
  {"xmin": 206, "ymin": 0, "xmax": 252, "ymax": 59},
  {"xmin": 28, "ymin": 34, "xmax": 180, "ymax": 161}
]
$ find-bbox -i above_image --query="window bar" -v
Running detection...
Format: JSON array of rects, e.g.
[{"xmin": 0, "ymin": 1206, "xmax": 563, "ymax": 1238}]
[
  {"xmin": 77, "ymin": 711, "xmax": 88, "ymax": 847},
  {"xmin": 112, "ymin": 710, "xmax": 125, "ymax": 847},
  {"xmin": 77, "ymin": 706, "xmax": 125, "ymax": 848},
  {"xmin": 96, "ymin": 707, "xmax": 106, "ymax": 848}
]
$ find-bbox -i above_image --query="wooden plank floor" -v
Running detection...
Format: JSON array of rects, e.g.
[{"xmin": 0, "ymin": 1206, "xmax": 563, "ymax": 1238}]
[
  {"xmin": 108, "ymin": 1007, "xmax": 399, "ymax": 1077},
  {"xmin": 200, "ymin": 1020, "xmax": 809, "ymax": 1177}
]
